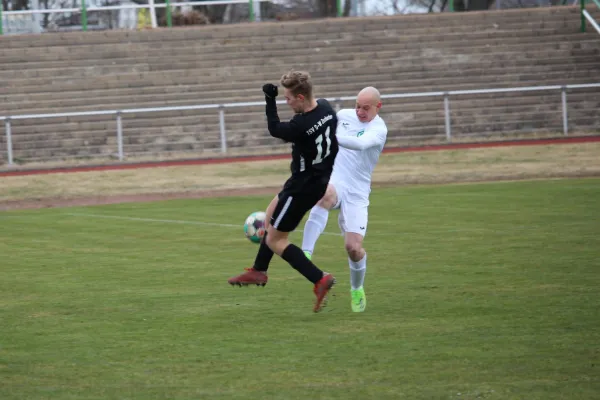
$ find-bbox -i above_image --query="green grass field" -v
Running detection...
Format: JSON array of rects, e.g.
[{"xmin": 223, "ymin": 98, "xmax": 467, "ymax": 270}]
[{"xmin": 1, "ymin": 178, "xmax": 599, "ymax": 400}]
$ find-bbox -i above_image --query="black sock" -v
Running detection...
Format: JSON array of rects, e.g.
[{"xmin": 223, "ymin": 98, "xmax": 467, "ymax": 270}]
[
  {"xmin": 253, "ymin": 232, "xmax": 274, "ymax": 272},
  {"xmin": 281, "ymin": 244, "xmax": 324, "ymax": 284}
]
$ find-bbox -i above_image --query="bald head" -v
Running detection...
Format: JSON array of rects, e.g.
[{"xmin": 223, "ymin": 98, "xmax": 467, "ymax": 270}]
[
  {"xmin": 357, "ymin": 86, "xmax": 381, "ymax": 104},
  {"xmin": 355, "ymin": 86, "xmax": 382, "ymax": 123}
]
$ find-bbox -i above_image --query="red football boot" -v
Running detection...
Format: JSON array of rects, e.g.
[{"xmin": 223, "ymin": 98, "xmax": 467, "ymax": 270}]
[
  {"xmin": 228, "ymin": 267, "xmax": 268, "ymax": 287},
  {"xmin": 313, "ymin": 273, "xmax": 336, "ymax": 312}
]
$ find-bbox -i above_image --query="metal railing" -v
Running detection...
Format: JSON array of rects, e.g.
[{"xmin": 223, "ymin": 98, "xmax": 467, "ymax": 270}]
[
  {"xmin": 2, "ymin": 83, "xmax": 600, "ymax": 166},
  {"xmin": 1, "ymin": 1, "xmax": 592, "ymax": 35},
  {"xmin": 582, "ymin": 0, "xmax": 600, "ymax": 34},
  {"xmin": 0, "ymin": 0, "xmax": 272, "ymax": 35}
]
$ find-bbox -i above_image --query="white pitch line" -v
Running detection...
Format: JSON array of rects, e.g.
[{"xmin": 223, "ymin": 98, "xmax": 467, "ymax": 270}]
[
  {"xmin": 65, "ymin": 212, "xmax": 340, "ymax": 236},
  {"xmin": 66, "ymin": 212, "xmax": 239, "ymax": 228}
]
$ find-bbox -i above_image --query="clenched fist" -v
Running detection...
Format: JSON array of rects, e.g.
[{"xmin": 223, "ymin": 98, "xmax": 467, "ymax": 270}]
[{"xmin": 262, "ymin": 83, "xmax": 278, "ymax": 99}]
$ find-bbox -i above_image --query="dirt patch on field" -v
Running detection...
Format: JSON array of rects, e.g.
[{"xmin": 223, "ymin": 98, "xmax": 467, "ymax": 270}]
[{"xmin": 1, "ymin": 142, "xmax": 599, "ymax": 211}]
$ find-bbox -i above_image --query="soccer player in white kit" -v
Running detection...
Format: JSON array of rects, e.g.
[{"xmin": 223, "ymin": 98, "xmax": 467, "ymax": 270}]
[{"xmin": 301, "ymin": 86, "xmax": 387, "ymax": 312}]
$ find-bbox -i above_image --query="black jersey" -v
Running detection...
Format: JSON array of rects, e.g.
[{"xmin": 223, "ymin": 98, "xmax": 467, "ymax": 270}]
[{"xmin": 265, "ymin": 98, "xmax": 339, "ymax": 189}]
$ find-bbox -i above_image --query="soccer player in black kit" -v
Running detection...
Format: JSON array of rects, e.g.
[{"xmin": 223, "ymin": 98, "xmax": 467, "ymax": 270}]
[{"xmin": 228, "ymin": 70, "xmax": 339, "ymax": 313}]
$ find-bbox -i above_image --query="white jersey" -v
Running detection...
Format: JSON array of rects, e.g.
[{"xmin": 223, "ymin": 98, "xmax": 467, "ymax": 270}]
[{"xmin": 331, "ymin": 109, "xmax": 388, "ymax": 203}]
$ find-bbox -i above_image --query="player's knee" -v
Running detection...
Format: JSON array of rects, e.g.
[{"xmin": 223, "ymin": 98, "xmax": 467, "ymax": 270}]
[
  {"xmin": 345, "ymin": 241, "xmax": 363, "ymax": 260},
  {"xmin": 317, "ymin": 185, "xmax": 337, "ymax": 210},
  {"xmin": 265, "ymin": 231, "xmax": 277, "ymax": 249},
  {"xmin": 265, "ymin": 229, "xmax": 287, "ymax": 255},
  {"xmin": 317, "ymin": 193, "xmax": 336, "ymax": 209}
]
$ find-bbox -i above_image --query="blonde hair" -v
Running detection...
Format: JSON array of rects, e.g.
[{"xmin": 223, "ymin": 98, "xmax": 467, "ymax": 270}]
[{"xmin": 280, "ymin": 70, "xmax": 313, "ymax": 100}]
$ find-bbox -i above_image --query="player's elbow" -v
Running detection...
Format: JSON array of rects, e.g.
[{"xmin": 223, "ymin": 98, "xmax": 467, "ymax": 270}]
[
  {"xmin": 340, "ymin": 142, "xmax": 363, "ymax": 151},
  {"xmin": 267, "ymin": 125, "xmax": 278, "ymax": 136},
  {"xmin": 347, "ymin": 143, "xmax": 367, "ymax": 151},
  {"xmin": 356, "ymin": 140, "xmax": 378, "ymax": 151},
  {"xmin": 268, "ymin": 126, "xmax": 291, "ymax": 141},
  {"xmin": 268, "ymin": 129, "xmax": 283, "ymax": 140}
]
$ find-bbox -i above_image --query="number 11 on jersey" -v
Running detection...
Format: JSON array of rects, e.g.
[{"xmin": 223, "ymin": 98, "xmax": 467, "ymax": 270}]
[{"xmin": 313, "ymin": 127, "xmax": 332, "ymax": 165}]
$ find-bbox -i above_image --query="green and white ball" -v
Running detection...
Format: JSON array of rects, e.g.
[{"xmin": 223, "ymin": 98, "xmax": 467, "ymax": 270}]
[{"xmin": 244, "ymin": 211, "xmax": 266, "ymax": 244}]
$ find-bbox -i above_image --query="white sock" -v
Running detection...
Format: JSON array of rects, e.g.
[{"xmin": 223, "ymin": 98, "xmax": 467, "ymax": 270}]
[
  {"xmin": 349, "ymin": 253, "xmax": 367, "ymax": 290},
  {"xmin": 301, "ymin": 206, "xmax": 329, "ymax": 255}
]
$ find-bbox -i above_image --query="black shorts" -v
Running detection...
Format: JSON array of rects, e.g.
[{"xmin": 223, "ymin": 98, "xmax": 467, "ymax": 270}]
[{"xmin": 270, "ymin": 182, "xmax": 327, "ymax": 233}]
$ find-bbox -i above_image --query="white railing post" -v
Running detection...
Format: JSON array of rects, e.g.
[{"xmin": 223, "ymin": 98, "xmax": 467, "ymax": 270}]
[
  {"xmin": 5, "ymin": 118, "xmax": 13, "ymax": 166},
  {"xmin": 148, "ymin": 0, "xmax": 158, "ymax": 28},
  {"xmin": 561, "ymin": 86, "xmax": 568, "ymax": 136},
  {"xmin": 254, "ymin": 0, "xmax": 262, "ymax": 21},
  {"xmin": 116, "ymin": 111, "xmax": 124, "ymax": 161},
  {"xmin": 219, "ymin": 107, "xmax": 227, "ymax": 153},
  {"xmin": 444, "ymin": 93, "xmax": 452, "ymax": 142},
  {"xmin": 31, "ymin": 0, "xmax": 42, "ymax": 33}
]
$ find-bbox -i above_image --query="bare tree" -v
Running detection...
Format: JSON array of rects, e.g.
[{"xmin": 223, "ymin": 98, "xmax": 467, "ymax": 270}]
[
  {"xmin": 366, "ymin": 0, "xmax": 498, "ymax": 14},
  {"xmin": 316, "ymin": 0, "xmax": 337, "ymax": 17},
  {"xmin": 2, "ymin": 0, "xmax": 29, "ymax": 10},
  {"xmin": 270, "ymin": 0, "xmax": 352, "ymax": 19},
  {"xmin": 453, "ymin": 0, "xmax": 495, "ymax": 11},
  {"xmin": 95, "ymin": 0, "xmax": 124, "ymax": 29},
  {"xmin": 368, "ymin": 0, "xmax": 416, "ymax": 15}
]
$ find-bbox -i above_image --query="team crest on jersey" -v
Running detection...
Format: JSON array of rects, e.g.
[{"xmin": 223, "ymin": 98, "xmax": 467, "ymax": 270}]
[{"xmin": 357, "ymin": 130, "xmax": 364, "ymax": 137}]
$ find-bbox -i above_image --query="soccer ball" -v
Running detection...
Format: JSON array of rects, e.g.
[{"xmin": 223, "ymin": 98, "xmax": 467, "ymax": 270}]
[{"xmin": 244, "ymin": 211, "xmax": 266, "ymax": 244}]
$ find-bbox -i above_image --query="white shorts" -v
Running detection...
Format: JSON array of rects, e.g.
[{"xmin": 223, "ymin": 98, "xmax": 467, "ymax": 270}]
[{"xmin": 331, "ymin": 182, "xmax": 369, "ymax": 237}]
